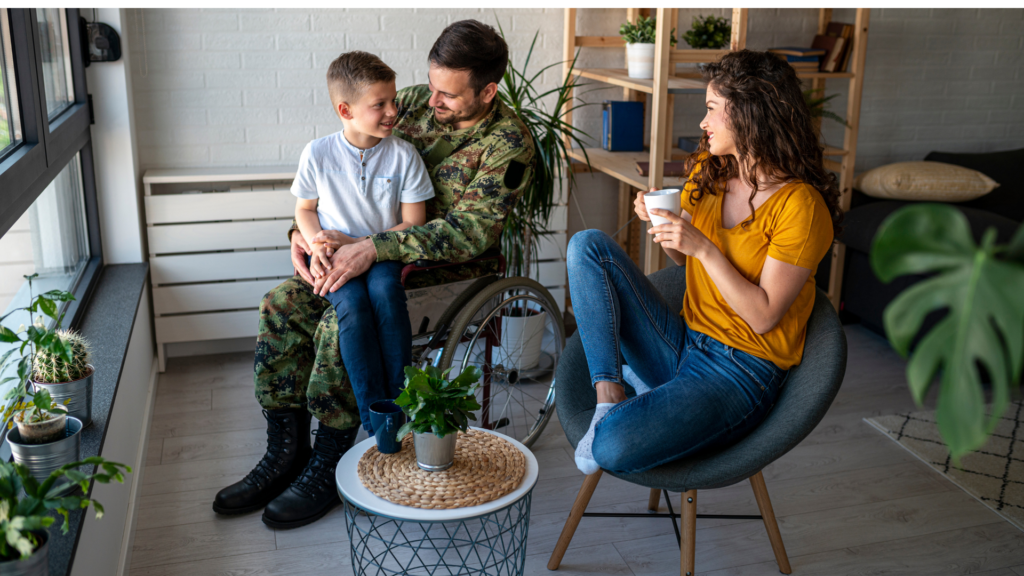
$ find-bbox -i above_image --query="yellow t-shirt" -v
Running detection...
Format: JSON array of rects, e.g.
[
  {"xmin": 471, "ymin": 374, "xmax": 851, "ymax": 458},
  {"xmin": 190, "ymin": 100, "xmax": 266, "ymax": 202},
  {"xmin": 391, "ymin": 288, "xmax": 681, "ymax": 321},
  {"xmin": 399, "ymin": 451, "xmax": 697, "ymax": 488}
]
[{"xmin": 679, "ymin": 168, "xmax": 834, "ymax": 370}]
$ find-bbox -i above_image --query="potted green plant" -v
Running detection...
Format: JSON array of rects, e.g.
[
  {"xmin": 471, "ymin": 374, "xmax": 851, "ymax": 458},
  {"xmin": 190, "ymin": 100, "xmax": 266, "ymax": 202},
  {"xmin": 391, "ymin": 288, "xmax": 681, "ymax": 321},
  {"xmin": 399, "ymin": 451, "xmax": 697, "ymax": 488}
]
[
  {"xmin": 495, "ymin": 24, "xmax": 594, "ymax": 280},
  {"xmin": 803, "ymin": 88, "xmax": 848, "ymax": 132},
  {"xmin": 681, "ymin": 14, "xmax": 731, "ymax": 50},
  {"xmin": 395, "ymin": 365, "xmax": 483, "ymax": 471},
  {"xmin": 0, "ymin": 456, "xmax": 131, "ymax": 574},
  {"xmin": 871, "ymin": 204, "xmax": 1024, "ymax": 463},
  {"xmin": 12, "ymin": 388, "xmax": 67, "ymax": 445},
  {"xmin": 31, "ymin": 329, "xmax": 93, "ymax": 428},
  {"xmin": 619, "ymin": 15, "xmax": 677, "ymax": 79}
]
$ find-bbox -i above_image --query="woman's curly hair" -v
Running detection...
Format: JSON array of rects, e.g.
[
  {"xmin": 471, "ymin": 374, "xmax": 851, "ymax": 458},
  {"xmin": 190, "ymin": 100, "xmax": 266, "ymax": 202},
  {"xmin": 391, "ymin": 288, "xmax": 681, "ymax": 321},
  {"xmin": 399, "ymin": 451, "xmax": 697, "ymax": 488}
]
[{"xmin": 682, "ymin": 50, "xmax": 843, "ymax": 237}]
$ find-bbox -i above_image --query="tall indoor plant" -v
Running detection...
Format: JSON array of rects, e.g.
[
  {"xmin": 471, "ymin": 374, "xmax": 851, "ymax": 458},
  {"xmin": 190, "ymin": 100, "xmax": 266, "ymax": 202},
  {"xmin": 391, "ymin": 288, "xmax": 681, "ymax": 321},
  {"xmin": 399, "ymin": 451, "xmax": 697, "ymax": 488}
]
[
  {"xmin": 496, "ymin": 25, "xmax": 594, "ymax": 279},
  {"xmin": 871, "ymin": 204, "xmax": 1024, "ymax": 463}
]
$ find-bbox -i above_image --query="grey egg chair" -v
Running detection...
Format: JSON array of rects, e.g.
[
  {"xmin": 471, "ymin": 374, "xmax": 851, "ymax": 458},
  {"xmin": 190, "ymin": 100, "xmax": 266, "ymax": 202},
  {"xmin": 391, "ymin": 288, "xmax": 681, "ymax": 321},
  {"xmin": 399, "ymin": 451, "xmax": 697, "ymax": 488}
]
[{"xmin": 547, "ymin": 264, "xmax": 848, "ymax": 576}]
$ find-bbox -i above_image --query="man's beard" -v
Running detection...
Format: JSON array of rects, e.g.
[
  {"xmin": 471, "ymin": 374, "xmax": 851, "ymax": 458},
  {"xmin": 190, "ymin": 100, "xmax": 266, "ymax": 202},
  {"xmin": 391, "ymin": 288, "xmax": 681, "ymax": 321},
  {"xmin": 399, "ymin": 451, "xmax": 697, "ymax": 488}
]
[{"xmin": 433, "ymin": 97, "xmax": 489, "ymax": 126}]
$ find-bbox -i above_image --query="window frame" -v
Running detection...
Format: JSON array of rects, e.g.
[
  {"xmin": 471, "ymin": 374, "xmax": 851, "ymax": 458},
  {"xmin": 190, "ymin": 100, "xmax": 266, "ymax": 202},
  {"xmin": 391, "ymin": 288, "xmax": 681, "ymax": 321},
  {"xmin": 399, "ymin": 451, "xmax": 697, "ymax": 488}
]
[{"xmin": 0, "ymin": 7, "xmax": 101, "ymax": 329}]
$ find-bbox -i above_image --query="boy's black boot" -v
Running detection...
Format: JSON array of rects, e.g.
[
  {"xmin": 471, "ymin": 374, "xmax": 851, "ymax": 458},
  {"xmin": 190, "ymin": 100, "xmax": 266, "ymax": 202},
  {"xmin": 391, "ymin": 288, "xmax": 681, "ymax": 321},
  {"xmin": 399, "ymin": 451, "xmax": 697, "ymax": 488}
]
[
  {"xmin": 261, "ymin": 423, "xmax": 359, "ymax": 529},
  {"xmin": 212, "ymin": 408, "xmax": 312, "ymax": 515}
]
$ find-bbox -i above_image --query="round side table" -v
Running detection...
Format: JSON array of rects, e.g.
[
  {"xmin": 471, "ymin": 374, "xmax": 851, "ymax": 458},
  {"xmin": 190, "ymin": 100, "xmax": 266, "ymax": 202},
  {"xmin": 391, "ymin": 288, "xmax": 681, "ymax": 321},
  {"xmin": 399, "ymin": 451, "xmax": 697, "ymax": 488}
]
[{"xmin": 336, "ymin": 427, "xmax": 539, "ymax": 576}]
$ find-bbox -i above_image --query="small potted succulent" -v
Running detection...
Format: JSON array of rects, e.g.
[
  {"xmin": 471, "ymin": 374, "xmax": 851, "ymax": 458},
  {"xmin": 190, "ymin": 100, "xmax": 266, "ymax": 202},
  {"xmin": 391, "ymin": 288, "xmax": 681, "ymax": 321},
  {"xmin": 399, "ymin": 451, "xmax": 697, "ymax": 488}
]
[
  {"xmin": 620, "ymin": 15, "xmax": 677, "ymax": 79},
  {"xmin": 31, "ymin": 329, "xmax": 94, "ymax": 428},
  {"xmin": 681, "ymin": 14, "xmax": 731, "ymax": 50},
  {"xmin": 0, "ymin": 457, "xmax": 131, "ymax": 575},
  {"xmin": 395, "ymin": 366, "xmax": 482, "ymax": 472}
]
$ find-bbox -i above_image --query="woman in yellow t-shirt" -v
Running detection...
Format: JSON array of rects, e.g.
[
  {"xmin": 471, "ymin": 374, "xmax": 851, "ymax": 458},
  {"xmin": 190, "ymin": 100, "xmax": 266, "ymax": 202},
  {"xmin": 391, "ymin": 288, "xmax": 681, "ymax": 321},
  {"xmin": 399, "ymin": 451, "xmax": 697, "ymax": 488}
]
[{"xmin": 567, "ymin": 50, "xmax": 842, "ymax": 475}]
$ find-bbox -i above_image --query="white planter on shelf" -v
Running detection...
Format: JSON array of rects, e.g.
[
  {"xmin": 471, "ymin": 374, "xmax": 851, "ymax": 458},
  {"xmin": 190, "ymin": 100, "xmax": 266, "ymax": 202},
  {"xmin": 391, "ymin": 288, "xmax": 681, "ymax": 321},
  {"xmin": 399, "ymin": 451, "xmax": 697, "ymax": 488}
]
[{"xmin": 626, "ymin": 42, "xmax": 656, "ymax": 79}]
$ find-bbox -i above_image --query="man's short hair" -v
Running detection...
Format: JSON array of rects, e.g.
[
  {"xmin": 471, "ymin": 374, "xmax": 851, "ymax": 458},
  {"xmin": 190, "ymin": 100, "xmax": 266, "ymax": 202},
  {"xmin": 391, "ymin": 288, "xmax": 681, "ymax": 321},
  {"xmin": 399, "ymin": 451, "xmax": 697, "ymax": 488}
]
[
  {"xmin": 327, "ymin": 51, "xmax": 396, "ymax": 104},
  {"xmin": 428, "ymin": 20, "xmax": 508, "ymax": 94}
]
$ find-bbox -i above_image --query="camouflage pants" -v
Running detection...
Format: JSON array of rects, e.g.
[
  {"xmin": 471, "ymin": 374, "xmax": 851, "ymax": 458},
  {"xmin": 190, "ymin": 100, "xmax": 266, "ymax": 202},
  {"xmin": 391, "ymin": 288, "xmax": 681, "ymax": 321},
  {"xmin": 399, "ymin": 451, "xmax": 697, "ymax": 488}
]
[{"xmin": 254, "ymin": 276, "xmax": 359, "ymax": 430}]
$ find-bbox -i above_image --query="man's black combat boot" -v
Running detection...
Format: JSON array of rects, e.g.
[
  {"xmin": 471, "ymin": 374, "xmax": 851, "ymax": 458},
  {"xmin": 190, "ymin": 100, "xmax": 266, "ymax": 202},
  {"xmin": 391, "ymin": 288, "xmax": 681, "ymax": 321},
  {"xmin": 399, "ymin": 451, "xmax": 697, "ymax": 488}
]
[
  {"xmin": 212, "ymin": 408, "xmax": 312, "ymax": 514},
  {"xmin": 261, "ymin": 423, "xmax": 359, "ymax": 529}
]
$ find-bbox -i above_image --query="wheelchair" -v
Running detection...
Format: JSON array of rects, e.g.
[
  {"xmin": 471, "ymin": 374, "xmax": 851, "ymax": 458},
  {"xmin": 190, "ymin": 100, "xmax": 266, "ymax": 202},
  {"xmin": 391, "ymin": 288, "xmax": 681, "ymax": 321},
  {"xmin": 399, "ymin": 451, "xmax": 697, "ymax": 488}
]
[{"xmin": 399, "ymin": 247, "xmax": 564, "ymax": 448}]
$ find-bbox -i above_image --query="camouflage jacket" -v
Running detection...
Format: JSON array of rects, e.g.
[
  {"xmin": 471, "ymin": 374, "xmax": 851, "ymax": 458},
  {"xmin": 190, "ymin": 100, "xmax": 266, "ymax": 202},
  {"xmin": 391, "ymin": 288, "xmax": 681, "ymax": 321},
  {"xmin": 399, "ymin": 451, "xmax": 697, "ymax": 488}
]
[{"xmin": 369, "ymin": 85, "xmax": 535, "ymax": 264}]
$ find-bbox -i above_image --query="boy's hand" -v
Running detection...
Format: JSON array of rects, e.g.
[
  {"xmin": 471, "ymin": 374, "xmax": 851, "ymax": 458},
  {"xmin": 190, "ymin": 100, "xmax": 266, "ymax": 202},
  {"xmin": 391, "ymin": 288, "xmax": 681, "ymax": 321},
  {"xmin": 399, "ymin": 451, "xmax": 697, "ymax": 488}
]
[
  {"xmin": 312, "ymin": 230, "xmax": 354, "ymax": 257},
  {"xmin": 310, "ymin": 242, "xmax": 332, "ymax": 278}
]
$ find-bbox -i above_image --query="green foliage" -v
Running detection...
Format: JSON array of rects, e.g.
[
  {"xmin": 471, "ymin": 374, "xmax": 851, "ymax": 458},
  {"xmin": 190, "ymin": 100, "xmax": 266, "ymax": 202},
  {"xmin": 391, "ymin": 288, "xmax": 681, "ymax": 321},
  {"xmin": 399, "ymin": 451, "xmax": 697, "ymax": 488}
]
[
  {"xmin": 33, "ymin": 329, "xmax": 91, "ymax": 384},
  {"xmin": 394, "ymin": 365, "xmax": 483, "ymax": 440},
  {"xmin": 619, "ymin": 16, "xmax": 677, "ymax": 47},
  {"xmin": 0, "ymin": 274, "xmax": 77, "ymax": 434},
  {"xmin": 495, "ymin": 22, "xmax": 595, "ymax": 277},
  {"xmin": 0, "ymin": 457, "xmax": 131, "ymax": 561},
  {"xmin": 13, "ymin": 388, "xmax": 67, "ymax": 426},
  {"xmin": 681, "ymin": 15, "xmax": 731, "ymax": 49},
  {"xmin": 802, "ymin": 88, "xmax": 848, "ymax": 128},
  {"xmin": 871, "ymin": 204, "xmax": 1024, "ymax": 463}
]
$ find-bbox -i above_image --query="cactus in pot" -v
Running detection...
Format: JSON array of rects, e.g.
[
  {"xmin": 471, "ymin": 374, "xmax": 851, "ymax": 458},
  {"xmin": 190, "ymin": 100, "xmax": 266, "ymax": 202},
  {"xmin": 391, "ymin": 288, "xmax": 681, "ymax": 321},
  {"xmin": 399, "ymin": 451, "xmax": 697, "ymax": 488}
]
[
  {"xmin": 30, "ymin": 329, "xmax": 94, "ymax": 428},
  {"xmin": 33, "ymin": 329, "xmax": 92, "ymax": 384}
]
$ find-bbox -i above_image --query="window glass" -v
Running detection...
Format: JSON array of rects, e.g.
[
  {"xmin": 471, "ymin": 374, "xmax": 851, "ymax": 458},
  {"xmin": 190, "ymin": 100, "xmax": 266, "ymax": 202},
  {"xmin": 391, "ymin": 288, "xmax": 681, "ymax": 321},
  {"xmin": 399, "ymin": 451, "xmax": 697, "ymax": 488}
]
[
  {"xmin": 0, "ymin": 153, "xmax": 89, "ymax": 316},
  {"xmin": 0, "ymin": 10, "xmax": 22, "ymax": 155},
  {"xmin": 36, "ymin": 8, "xmax": 73, "ymax": 121}
]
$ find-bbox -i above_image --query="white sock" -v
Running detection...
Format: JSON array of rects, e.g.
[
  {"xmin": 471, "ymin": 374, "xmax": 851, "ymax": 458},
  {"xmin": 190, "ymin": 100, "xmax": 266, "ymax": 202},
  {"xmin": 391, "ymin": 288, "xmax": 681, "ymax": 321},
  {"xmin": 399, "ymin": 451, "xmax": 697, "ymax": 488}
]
[
  {"xmin": 574, "ymin": 403, "xmax": 615, "ymax": 475},
  {"xmin": 622, "ymin": 365, "xmax": 651, "ymax": 395}
]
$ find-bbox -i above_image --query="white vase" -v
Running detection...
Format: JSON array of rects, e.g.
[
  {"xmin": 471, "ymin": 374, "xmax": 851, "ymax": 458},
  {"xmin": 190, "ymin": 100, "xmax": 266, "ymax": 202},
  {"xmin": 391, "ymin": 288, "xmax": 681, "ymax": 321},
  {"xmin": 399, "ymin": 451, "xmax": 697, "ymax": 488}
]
[
  {"xmin": 498, "ymin": 308, "xmax": 547, "ymax": 371},
  {"xmin": 626, "ymin": 43, "xmax": 656, "ymax": 79}
]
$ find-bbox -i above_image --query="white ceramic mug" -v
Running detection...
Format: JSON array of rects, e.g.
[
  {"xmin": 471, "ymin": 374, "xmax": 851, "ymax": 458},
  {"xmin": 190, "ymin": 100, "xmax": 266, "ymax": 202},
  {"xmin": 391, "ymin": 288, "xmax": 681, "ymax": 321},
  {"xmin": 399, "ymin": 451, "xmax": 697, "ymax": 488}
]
[{"xmin": 644, "ymin": 188, "xmax": 682, "ymax": 228}]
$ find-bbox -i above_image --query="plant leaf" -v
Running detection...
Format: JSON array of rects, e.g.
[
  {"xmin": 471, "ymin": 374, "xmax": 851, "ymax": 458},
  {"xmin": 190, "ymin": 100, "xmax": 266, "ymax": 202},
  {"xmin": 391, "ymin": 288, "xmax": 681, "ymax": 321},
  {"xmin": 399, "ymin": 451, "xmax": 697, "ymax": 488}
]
[{"xmin": 872, "ymin": 204, "xmax": 1024, "ymax": 463}]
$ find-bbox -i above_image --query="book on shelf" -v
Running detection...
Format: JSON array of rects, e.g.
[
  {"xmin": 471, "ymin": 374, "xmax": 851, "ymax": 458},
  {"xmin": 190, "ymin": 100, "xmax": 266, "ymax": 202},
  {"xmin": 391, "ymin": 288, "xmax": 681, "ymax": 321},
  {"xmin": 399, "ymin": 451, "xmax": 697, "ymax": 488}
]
[
  {"xmin": 768, "ymin": 47, "xmax": 826, "ymax": 58},
  {"xmin": 778, "ymin": 54, "xmax": 822, "ymax": 63},
  {"xmin": 602, "ymin": 100, "xmax": 644, "ymax": 152},
  {"xmin": 811, "ymin": 34, "xmax": 845, "ymax": 72},
  {"xmin": 677, "ymin": 136, "xmax": 701, "ymax": 153},
  {"xmin": 636, "ymin": 161, "xmax": 687, "ymax": 177},
  {"xmin": 826, "ymin": 22, "xmax": 854, "ymax": 72}
]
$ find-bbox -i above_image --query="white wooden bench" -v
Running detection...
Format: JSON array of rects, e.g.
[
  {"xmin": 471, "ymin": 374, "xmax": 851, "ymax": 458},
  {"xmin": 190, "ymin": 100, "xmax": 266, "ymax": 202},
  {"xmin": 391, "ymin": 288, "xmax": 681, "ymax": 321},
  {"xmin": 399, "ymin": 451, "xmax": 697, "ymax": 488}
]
[{"xmin": 143, "ymin": 166, "xmax": 569, "ymax": 373}]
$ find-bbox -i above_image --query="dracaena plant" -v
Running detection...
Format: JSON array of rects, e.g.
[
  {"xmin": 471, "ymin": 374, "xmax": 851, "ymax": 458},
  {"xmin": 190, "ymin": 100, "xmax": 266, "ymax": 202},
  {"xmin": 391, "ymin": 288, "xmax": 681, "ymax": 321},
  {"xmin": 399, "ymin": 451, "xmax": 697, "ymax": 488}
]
[
  {"xmin": 871, "ymin": 204, "xmax": 1024, "ymax": 463},
  {"xmin": 395, "ymin": 365, "xmax": 483, "ymax": 440},
  {"xmin": 495, "ymin": 20, "xmax": 595, "ymax": 278},
  {"xmin": 0, "ymin": 457, "xmax": 131, "ymax": 561}
]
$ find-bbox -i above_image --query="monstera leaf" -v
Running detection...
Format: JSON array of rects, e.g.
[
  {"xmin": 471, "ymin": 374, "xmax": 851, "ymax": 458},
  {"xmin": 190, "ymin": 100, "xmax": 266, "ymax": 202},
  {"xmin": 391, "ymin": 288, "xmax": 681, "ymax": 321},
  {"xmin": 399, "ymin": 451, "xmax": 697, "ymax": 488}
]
[{"xmin": 871, "ymin": 204, "xmax": 1024, "ymax": 463}]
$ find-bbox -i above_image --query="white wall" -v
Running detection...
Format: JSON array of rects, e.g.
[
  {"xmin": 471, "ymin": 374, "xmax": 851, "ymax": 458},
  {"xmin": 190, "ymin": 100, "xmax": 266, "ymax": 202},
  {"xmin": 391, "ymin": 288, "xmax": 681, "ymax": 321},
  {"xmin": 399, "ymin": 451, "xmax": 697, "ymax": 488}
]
[
  {"xmin": 125, "ymin": 7, "xmax": 1024, "ymax": 178},
  {"xmin": 70, "ymin": 285, "xmax": 156, "ymax": 576},
  {"xmin": 87, "ymin": 8, "xmax": 146, "ymax": 265}
]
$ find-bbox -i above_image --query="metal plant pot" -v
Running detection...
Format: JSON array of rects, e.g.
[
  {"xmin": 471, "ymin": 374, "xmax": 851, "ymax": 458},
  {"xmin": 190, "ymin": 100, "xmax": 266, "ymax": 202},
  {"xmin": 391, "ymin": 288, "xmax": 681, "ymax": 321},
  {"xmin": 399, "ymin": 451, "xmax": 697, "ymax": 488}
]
[
  {"xmin": 8, "ymin": 417, "xmax": 83, "ymax": 491},
  {"xmin": 32, "ymin": 364, "xmax": 93, "ymax": 428},
  {"xmin": 0, "ymin": 530, "xmax": 48, "ymax": 576},
  {"xmin": 413, "ymin": 431, "xmax": 458, "ymax": 472}
]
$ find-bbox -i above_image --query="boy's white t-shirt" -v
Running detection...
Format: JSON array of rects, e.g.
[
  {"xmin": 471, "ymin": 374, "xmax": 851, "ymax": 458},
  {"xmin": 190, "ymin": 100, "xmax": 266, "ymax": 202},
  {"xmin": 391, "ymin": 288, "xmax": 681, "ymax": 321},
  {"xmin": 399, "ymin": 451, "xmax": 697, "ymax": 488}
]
[{"xmin": 291, "ymin": 131, "xmax": 434, "ymax": 239}]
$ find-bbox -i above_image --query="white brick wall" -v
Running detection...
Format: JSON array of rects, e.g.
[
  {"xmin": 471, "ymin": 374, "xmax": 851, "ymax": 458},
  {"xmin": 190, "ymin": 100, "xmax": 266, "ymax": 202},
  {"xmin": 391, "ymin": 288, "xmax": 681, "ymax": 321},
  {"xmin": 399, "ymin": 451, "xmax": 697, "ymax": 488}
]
[{"xmin": 127, "ymin": 8, "xmax": 1024, "ymax": 173}]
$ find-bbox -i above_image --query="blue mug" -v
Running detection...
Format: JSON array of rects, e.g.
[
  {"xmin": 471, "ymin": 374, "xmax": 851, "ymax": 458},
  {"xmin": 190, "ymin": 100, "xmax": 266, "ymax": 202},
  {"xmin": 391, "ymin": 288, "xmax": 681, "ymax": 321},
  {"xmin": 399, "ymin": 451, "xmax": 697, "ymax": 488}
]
[{"xmin": 369, "ymin": 400, "xmax": 406, "ymax": 454}]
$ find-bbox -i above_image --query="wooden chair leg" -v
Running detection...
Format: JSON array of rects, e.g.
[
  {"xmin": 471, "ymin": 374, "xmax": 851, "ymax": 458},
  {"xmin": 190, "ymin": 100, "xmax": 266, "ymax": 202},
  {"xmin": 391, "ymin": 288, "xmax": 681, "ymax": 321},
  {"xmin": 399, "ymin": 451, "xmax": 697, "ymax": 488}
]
[
  {"xmin": 547, "ymin": 470, "xmax": 603, "ymax": 570},
  {"xmin": 647, "ymin": 488, "xmax": 661, "ymax": 512},
  {"xmin": 749, "ymin": 471, "xmax": 792, "ymax": 575},
  {"xmin": 680, "ymin": 489, "xmax": 697, "ymax": 576}
]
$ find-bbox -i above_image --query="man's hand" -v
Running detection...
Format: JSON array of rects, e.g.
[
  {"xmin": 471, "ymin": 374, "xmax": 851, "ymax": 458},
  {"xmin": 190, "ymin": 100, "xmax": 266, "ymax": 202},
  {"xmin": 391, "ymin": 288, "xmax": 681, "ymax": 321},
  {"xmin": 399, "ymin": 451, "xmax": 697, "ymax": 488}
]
[
  {"xmin": 313, "ymin": 239, "xmax": 379, "ymax": 296},
  {"xmin": 291, "ymin": 232, "xmax": 314, "ymax": 285},
  {"xmin": 312, "ymin": 229, "xmax": 355, "ymax": 258},
  {"xmin": 648, "ymin": 208, "xmax": 712, "ymax": 260}
]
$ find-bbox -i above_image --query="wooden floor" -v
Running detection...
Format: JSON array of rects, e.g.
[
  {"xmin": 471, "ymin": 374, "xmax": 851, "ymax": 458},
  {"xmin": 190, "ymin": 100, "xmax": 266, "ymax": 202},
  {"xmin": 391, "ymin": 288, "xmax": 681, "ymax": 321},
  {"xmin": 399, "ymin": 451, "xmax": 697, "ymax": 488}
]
[{"xmin": 129, "ymin": 325, "xmax": 1024, "ymax": 575}]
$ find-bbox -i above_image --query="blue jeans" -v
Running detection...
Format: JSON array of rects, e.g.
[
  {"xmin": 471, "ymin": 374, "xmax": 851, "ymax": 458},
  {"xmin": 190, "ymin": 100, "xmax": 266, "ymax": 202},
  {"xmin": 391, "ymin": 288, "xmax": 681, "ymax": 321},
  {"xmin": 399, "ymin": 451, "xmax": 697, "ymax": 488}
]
[
  {"xmin": 310, "ymin": 257, "xmax": 410, "ymax": 433},
  {"xmin": 566, "ymin": 230, "xmax": 786, "ymax": 474}
]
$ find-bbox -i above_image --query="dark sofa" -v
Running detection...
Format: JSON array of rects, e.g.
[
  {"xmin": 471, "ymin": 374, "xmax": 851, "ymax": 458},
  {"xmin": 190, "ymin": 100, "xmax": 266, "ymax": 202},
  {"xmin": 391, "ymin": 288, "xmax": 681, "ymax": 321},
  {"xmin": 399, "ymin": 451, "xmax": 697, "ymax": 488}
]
[{"xmin": 836, "ymin": 147, "xmax": 1024, "ymax": 337}]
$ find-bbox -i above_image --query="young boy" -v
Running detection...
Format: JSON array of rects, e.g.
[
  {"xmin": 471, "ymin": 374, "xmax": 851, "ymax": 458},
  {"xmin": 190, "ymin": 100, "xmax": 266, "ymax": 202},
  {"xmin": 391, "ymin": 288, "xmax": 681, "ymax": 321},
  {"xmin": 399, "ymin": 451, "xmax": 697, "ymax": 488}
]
[{"xmin": 291, "ymin": 51, "xmax": 434, "ymax": 435}]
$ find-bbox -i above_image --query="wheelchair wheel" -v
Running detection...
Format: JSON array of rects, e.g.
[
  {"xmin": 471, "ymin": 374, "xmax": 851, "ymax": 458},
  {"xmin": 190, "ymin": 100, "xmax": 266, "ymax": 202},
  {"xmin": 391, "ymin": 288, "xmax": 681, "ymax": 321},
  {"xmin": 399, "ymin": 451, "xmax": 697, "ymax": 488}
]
[
  {"xmin": 436, "ymin": 277, "xmax": 563, "ymax": 448},
  {"xmin": 412, "ymin": 274, "xmax": 501, "ymax": 365}
]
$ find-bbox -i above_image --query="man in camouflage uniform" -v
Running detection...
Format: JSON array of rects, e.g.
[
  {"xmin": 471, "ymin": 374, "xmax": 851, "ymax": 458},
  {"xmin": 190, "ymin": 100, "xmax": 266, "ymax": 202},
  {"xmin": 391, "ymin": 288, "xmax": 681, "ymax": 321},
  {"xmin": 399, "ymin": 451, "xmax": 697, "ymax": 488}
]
[{"xmin": 213, "ymin": 20, "xmax": 535, "ymax": 529}]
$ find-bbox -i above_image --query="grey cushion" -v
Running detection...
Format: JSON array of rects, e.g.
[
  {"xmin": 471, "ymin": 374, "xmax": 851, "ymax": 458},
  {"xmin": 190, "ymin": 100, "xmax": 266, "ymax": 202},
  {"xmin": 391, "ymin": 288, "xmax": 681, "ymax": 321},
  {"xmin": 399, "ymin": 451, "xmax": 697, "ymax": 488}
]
[{"xmin": 555, "ymin": 265, "xmax": 848, "ymax": 491}]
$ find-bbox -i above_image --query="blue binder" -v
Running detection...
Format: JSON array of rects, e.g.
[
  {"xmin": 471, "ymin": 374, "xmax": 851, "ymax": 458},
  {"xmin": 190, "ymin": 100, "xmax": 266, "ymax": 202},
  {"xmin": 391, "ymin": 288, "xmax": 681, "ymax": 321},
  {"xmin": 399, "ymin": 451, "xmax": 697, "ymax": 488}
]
[{"xmin": 602, "ymin": 100, "xmax": 644, "ymax": 152}]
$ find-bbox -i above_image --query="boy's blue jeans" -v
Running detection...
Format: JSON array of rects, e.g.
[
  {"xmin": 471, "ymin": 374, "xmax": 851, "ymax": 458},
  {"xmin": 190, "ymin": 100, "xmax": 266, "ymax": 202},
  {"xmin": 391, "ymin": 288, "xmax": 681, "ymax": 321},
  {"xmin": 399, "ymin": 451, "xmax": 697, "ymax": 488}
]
[
  {"xmin": 566, "ymin": 230, "xmax": 787, "ymax": 475},
  {"xmin": 309, "ymin": 257, "xmax": 410, "ymax": 433}
]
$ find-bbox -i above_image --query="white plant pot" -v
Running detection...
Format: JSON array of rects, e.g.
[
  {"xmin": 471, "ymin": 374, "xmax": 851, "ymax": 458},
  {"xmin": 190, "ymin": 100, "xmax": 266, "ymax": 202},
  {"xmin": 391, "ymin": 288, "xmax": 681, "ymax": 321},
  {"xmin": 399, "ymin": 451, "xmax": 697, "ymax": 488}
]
[
  {"xmin": 498, "ymin": 308, "xmax": 546, "ymax": 371},
  {"xmin": 626, "ymin": 43, "xmax": 656, "ymax": 79}
]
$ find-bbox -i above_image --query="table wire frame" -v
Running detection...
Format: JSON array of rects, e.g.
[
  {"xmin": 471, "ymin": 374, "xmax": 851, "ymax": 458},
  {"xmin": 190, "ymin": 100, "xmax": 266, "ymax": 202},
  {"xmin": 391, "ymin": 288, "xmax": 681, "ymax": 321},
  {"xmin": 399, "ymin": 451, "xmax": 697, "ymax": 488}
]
[{"xmin": 343, "ymin": 492, "xmax": 533, "ymax": 576}]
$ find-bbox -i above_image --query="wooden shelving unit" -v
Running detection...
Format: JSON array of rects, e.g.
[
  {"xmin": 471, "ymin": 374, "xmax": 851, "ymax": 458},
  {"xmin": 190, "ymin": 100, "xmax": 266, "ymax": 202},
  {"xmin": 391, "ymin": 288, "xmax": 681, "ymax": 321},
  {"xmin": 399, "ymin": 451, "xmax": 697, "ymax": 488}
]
[{"xmin": 563, "ymin": 8, "xmax": 870, "ymax": 310}]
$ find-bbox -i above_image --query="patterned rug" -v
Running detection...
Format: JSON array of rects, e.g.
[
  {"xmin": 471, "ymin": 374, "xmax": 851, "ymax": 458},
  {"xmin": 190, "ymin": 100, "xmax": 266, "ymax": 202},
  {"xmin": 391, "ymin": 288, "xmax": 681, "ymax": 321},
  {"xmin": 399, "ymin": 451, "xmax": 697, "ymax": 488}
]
[{"xmin": 865, "ymin": 401, "xmax": 1024, "ymax": 531}]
